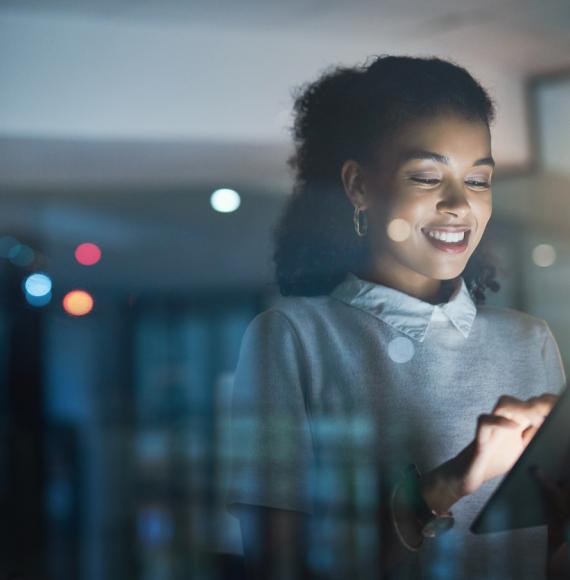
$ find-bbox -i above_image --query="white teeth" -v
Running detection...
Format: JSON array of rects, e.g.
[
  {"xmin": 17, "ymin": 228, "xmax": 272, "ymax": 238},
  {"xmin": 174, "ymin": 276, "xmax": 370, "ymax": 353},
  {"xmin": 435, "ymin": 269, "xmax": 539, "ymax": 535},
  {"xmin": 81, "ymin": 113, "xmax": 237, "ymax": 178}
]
[{"xmin": 425, "ymin": 230, "xmax": 466, "ymax": 243}]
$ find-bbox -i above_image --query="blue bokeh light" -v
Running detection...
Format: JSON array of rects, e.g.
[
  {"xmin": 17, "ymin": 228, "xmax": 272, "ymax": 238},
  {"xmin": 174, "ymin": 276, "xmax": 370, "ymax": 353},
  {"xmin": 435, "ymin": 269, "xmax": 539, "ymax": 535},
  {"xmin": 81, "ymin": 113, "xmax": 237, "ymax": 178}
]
[
  {"xmin": 9, "ymin": 243, "xmax": 35, "ymax": 266},
  {"xmin": 25, "ymin": 291, "xmax": 52, "ymax": 307},
  {"xmin": 22, "ymin": 273, "xmax": 53, "ymax": 307},
  {"xmin": 24, "ymin": 273, "xmax": 52, "ymax": 297}
]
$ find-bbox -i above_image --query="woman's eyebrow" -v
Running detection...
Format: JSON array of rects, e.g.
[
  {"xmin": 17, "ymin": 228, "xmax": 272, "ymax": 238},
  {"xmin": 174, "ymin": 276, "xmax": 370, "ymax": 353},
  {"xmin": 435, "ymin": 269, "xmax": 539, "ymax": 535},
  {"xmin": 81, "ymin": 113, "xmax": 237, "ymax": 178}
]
[{"xmin": 398, "ymin": 148, "xmax": 495, "ymax": 168}]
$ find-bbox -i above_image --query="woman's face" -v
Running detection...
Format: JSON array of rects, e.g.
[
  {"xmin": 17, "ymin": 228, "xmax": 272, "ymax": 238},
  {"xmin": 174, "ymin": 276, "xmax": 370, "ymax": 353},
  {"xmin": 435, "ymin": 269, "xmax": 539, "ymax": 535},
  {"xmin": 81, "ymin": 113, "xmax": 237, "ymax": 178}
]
[{"xmin": 362, "ymin": 111, "xmax": 494, "ymax": 282}]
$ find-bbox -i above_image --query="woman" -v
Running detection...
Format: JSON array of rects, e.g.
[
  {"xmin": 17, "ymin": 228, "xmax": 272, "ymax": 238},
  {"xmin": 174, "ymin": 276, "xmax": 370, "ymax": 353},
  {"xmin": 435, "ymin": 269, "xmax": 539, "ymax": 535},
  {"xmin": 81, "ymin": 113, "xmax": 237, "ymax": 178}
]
[{"xmin": 224, "ymin": 54, "xmax": 569, "ymax": 579}]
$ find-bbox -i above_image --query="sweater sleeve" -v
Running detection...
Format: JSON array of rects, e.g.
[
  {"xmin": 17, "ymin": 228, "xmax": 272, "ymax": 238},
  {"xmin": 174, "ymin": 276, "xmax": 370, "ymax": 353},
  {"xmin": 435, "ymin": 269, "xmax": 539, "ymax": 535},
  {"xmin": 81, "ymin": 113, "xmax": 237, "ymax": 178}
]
[
  {"xmin": 540, "ymin": 320, "xmax": 567, "ymax": 395},
  {"xmin": 224, "ymin": 309, "xmax": 316, "ymax": 516}
]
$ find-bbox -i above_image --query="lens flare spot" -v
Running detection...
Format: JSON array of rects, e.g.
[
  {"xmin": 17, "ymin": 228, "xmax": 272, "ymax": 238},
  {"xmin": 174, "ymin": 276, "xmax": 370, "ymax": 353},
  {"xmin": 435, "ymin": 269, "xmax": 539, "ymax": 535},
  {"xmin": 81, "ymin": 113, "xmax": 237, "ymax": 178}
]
[
  {"xmin": 24, "ymin": 273, "xmax": 52, "ymax": 297},
  {"xmin": 75, "ymin": 242, "xmax": 102, "ymax": 266},
  {"xmin": 25, "ymin": 292, "xmax": 52, "ymax": 307},
  {"xmin": 532, "ymin": 244, "xmax": 556, "ymax": 267},
  {"xmin": 387, "ymin": 336, "xmax": 415, "ymax": 364},
  {"xmin": 210, "ymin": 188, "xmax": 241, "ymax": 213},
  {"xmin": 9, "ymin": 244, "xmax": 35, "ymax": 266},
  {"xmin": 387, "ymin": 218, "xmax": 411, "ymax": 242},
  {"xmin": 63, "ymin": 290, "xmax": 94, "ymax": 316}
]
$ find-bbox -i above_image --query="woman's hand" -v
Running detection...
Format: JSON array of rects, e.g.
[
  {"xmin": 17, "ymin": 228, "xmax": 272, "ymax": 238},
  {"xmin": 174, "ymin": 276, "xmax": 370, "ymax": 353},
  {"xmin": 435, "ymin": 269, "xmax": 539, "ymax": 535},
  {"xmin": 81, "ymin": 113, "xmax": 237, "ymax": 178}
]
[{"xmin": 453, "ymin": 393, "xmax": 558, "ymax": 496}]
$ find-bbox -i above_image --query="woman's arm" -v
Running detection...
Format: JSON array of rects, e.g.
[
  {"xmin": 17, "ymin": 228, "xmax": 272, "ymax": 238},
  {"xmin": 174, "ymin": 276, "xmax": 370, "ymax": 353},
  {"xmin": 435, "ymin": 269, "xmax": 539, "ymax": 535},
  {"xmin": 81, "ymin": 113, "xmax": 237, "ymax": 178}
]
[
  {"xmin": 235, "ymin": 392, "xmax": 559, "ymax": 579},
  {"xmin": 388, "ymin": 392, "xmax": 562, "ymax": 573},
  {"xmin": 234, "ymin": 458, "xmax": 466, "ymax": 580}
]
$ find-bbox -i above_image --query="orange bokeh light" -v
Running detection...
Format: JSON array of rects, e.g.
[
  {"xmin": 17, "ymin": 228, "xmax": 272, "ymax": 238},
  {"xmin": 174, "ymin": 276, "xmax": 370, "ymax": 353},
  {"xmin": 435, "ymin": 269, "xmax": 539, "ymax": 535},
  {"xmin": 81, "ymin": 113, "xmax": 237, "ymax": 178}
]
[{"xmin": 63, "ymin": 290, "xmax": 94, "ymax": 316}]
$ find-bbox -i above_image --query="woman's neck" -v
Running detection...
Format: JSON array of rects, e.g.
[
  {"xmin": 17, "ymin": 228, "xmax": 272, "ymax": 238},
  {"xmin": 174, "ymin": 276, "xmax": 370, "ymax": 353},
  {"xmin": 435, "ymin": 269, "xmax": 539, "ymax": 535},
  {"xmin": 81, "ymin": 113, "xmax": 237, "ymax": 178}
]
[{"xmin": 354, "ymin": 261, "xmax": 457, "ymax": 305}]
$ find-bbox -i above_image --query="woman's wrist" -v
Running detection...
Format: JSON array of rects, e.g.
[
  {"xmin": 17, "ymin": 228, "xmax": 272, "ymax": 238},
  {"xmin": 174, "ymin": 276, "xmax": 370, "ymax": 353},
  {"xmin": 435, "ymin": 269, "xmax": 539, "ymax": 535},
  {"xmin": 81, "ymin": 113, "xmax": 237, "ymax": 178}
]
[
  {"xmin": 390, "ymin": 461, "xmax": 461, "ymax": 552},
  {"xmin": 419, "ymin": 455, "xmax": 469, "ymax": 514}
]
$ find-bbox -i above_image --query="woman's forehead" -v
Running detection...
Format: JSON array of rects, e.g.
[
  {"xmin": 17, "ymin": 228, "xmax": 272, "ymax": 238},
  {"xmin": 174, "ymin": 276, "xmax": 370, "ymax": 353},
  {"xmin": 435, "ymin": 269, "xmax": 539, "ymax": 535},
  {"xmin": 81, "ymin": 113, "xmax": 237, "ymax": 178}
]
[{"xmin": 375, "ymin": 115, "xmax": 492, "ymax": 171}]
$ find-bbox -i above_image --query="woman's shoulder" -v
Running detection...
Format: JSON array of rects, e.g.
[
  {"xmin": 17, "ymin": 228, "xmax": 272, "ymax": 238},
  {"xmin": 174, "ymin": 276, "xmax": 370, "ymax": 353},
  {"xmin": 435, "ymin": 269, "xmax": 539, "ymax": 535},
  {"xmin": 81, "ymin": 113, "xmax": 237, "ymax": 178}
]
[
  {"xmin": 244, "ymin": 294, "xmax": 341, "ymax": 346},
  {"xmin": 262, "ymin": 292, "xmax": 339, "ymax": 322},
  {"xmin": 475, "ymin": 303, "xmax": 549, "ymax": 341}
]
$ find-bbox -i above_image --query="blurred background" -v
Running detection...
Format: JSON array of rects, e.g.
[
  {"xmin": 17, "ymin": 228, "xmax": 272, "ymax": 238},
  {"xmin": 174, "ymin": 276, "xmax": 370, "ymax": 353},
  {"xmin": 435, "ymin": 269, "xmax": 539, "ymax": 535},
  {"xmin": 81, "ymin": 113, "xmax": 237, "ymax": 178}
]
[{"xmin": 1, "ymin": 1, "xmax": 570, "ymax": 579}]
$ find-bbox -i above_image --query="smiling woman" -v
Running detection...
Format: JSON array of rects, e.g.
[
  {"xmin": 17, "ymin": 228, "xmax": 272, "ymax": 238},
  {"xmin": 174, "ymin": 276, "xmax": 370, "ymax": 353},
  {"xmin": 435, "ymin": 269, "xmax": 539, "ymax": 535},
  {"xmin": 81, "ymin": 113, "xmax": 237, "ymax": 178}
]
[
  {"xmin": 340, "ymin": 110, "xmax": 497, "ymax": 301},
  {"xmin": 274, "ymin": 55, "xmax": 500, "ymax": 306},
  {"xmin": 224, "ymin": 55, "xmax": 567, "ymax": 580}
]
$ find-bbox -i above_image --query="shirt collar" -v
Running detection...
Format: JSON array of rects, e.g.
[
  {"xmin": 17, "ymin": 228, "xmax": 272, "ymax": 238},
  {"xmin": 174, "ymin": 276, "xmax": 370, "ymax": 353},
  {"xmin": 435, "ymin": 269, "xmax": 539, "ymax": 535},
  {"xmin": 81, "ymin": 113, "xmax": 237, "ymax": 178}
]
[{"xmin": 329, "ymin": 272, "xmax": 477, "ymax": 342}]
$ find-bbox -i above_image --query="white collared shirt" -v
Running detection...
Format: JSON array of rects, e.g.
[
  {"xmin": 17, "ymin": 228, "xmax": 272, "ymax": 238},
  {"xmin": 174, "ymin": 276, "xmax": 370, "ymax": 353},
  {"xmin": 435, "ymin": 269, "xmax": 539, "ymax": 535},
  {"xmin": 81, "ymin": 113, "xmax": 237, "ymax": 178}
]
[{"xmin": 330, "ymin": 271, "xmax": 477, "ymax": 341}]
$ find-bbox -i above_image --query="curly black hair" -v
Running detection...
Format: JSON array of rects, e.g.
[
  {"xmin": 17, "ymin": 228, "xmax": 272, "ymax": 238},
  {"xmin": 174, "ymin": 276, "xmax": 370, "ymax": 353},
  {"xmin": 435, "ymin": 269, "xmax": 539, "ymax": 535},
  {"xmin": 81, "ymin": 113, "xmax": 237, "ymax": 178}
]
[{"xmin": 272, "ymin": 54, "xmax": 501, "ymax": 305}]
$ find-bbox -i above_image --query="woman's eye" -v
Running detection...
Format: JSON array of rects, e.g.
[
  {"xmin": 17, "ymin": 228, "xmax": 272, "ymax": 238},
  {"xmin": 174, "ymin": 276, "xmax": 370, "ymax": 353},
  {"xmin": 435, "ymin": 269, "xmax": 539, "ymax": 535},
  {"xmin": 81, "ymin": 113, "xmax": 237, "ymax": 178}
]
[
  {"xmin": 466, "ymin": 180, "xmax": 491, "ymax": 188},
  {"xmin": 410, "ymin": 177, "xmax": 491, "ymax": 188},
  {"xmin": 411, "ymin": 177, "xmax": 440, "ymax": 185}
]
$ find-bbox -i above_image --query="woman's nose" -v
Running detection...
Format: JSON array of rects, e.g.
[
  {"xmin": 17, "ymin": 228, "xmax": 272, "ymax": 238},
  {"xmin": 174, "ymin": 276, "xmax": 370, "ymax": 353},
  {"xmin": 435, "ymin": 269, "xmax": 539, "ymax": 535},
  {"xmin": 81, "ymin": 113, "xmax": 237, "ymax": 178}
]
[{"xmin": 437, "ymin": 186, "xmax": 470, "ymax": 216}]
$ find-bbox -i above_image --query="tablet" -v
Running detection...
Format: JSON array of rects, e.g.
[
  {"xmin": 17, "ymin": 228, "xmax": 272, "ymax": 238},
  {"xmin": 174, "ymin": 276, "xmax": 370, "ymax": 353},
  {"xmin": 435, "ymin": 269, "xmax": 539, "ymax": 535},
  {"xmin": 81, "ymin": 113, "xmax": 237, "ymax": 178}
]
[{"xmin": 471, "ymin": 383, "xmax": 570, "ymax": 534}]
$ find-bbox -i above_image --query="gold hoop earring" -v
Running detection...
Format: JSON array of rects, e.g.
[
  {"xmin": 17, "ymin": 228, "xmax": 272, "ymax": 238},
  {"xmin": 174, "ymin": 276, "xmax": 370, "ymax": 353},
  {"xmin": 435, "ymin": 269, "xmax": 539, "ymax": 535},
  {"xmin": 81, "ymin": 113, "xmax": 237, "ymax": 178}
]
[{"xmin": 353, "ymin": 205, "xmax": 368, "ymax": 237}]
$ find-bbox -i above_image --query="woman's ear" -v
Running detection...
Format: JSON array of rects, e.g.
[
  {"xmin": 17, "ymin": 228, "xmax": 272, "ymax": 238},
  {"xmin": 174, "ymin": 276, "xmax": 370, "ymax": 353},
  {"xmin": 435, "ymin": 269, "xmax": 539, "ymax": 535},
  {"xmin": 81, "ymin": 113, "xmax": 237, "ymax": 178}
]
[{"xmin": 340, "ymin": 159, "xmax": 369, "ymax": 210}]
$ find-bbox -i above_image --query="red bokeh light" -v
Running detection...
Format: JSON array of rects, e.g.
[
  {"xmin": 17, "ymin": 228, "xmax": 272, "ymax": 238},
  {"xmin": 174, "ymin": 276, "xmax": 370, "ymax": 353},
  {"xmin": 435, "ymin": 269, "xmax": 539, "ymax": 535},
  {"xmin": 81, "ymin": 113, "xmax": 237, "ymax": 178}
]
[{"xmin": 75, "ymin": 242, "xmax": 101, "ymax": 266}]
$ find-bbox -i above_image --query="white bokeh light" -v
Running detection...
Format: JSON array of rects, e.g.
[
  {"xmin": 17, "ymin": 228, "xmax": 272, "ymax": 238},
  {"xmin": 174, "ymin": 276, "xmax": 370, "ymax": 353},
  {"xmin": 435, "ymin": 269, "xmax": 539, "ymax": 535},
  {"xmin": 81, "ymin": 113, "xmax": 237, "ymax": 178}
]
[
  {"xmin": 387, "ymin": 218, "xmax": 412, "ymax": 242},
  {"xmin": 532, "ymin": 244, "xmax": 556, "ymax": 267},
  {"xmin": 387, "ymin": 336, "xmax": 415, "ymax": 364},
  {"xmin": 210, "ymin": 188, "xmax": 241, "ymax": 213}
]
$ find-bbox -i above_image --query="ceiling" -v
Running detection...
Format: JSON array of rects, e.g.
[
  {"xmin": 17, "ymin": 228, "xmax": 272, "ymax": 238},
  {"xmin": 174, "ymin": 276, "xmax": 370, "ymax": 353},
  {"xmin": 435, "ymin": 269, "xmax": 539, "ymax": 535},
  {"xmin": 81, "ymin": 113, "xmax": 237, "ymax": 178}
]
[
  {"xmin": 2, "ymin": 0, "xmax": 570, "ymax": 50},
  {"xmin": 1, "ymin": 0, "xmax": 569, "ymax": 162}
]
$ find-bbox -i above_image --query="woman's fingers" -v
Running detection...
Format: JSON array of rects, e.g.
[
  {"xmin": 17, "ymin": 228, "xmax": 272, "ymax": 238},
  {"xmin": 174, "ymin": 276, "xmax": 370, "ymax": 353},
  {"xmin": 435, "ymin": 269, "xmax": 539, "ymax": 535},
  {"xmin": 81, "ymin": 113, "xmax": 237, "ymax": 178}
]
[
  {"xmin": 491, "ymin": 395, "xmax": 537, "ymax": 427},
  {"xmin": 521, "ymin": 424, "xmax": 539, "ymax": 447},
  {"xmin": 476, "ymin": 413, "xmax": 520, "ymax": 444},
  {"xmin": 492, "ymin": 393, "xmax": 558, "ymax": 428},
  {"xmin": 525, "ymin": 393, "xmax": 559, "ymax": 416}
]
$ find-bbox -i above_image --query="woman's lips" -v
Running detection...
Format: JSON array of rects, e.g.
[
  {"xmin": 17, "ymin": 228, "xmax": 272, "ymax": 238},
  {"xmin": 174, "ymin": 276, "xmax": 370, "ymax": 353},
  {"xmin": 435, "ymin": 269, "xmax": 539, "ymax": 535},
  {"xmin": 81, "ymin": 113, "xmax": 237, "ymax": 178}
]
[{"xmin": 421, "ymin": 228, "xmax": 471, "ymax": 254}]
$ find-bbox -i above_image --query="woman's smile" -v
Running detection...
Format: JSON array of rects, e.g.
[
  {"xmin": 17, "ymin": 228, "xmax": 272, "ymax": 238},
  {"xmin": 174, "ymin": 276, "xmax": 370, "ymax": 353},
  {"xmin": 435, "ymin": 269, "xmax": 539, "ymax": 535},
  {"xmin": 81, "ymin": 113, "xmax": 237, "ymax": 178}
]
[{"xmin": 421, "ymin": 227, "xmax": 472, "ymax": 254}]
